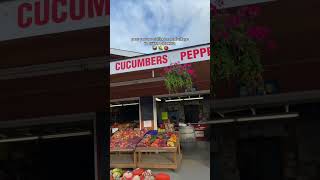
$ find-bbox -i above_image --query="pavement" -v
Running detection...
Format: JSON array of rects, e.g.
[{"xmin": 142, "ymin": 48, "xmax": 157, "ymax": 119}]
[{"xmin": 151, "ymin": 141, "xmax": 210, "ymax": 180}]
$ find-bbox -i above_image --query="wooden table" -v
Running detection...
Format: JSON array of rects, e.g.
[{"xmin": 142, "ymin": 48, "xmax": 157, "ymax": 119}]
[
  {"xmin": 110, "ymin": 148, "xmax": 137, "ymax": 168},
  {"xmin": 135, "ymin": 141, "xmax": 182, "ymax": 170}
]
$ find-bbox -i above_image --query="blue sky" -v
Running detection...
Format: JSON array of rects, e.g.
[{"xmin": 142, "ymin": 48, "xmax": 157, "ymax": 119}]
[{"xmin": 110, "ymin": 0, "xmax": 210, "ymax": 54}]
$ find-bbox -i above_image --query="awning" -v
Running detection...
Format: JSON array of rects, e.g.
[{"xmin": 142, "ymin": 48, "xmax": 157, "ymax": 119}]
[{"xmin": 212, "ymin": 90, "xmax": 320, "ymax": 110}]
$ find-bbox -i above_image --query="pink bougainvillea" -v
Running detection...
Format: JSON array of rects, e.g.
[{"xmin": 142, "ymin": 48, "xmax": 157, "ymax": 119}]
[
  {"xmin": 247, "ymin": 26, "xmax": 271, "ymax": 41},
  {"xmin": 163, "ymin": 63, "xmax": 196, "ymax": 93},
  {"xmin": 211, "ymin": 0, "xmax": 277, "ymax": 90}
]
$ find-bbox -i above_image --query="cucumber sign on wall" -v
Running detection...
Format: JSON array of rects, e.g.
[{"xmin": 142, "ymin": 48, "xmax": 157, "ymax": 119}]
[
  {"xmin": 0, "ymin": 0, "xmax": 109, "ymax": 41},
  {"xmin": 110, "ymin": 44, "xmax": 210, "ymax": 75}
]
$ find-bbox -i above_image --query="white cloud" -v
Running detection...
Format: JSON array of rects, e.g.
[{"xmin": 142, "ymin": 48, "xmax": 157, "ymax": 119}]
[{"xmin": 110, "ymin": 0, "xmax": 210, "ymax": 54}]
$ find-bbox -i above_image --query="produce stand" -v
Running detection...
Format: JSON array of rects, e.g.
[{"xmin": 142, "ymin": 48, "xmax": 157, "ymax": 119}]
[
  {"xmin": 110, "ymin": 129, "xmax": 147, "ymax": 169},
  {"xmin": 135, "ymin": 137, "xmax": 182, "ymax": 170},
  {"xmin": 110, "ymin": 148, "xmax": 137, "ymax": 168}
]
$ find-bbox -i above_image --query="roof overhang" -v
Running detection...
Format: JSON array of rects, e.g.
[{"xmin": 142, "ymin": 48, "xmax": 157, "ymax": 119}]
[
  {"xmin": 110, "ymin": 49, "xmax": 144, "ymax": 57},
  {"xmin": 212, "ymin": 0, "xmax": 276, "ymax": 9},
  {"xmin": 110, "ymin": 43, "xmax": 210, "ymax": 75},
  {"xmin": 213, "ymin": 90, "xmax": 320, "ymax": 110},
  {"xmin": 0, "ymin": 57, "xmax": 106, "ymax": 80}
]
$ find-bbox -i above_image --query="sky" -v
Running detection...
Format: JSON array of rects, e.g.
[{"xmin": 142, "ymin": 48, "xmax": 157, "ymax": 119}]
[{"xmin": 110, "ymin": 0, "xmax": 210, "ymax": 54}]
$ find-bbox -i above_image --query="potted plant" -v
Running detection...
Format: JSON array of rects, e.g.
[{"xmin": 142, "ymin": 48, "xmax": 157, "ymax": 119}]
[
  {"xmin": 163, "ymin": 63, "xmax": 196, "ymax": 93},
  {"xmin": 211, "ymin": 1, "xmax": 277, "ymax": 96}
]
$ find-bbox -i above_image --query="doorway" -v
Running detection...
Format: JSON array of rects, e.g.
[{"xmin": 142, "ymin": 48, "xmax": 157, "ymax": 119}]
[
  {"xmin": 184, "ymin": 105, "xmax": 200, "ymax": 123},
  {"xmin": 236, "ymin": 137, "xmax": 283, "ymax": 180},
  {"xmin": 40, "ymin": 135, "xmax": 94, "ymax": 180},
  {"xmin": 0, "ymin": 120, "xmax": 95, "ymax": 180}
]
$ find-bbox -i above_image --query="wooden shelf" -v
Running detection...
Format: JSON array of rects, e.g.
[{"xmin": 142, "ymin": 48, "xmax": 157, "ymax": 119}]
[
  {"xmin": 110, "ymin": 151, "xmax": 136, "ymax": 168},
  {"xmin": 136, "ymin": 152, "xmax": 182, "ymax": 170}
]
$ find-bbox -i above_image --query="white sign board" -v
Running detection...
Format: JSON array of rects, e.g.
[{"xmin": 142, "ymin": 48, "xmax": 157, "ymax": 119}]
[
  {"xmin": 143, "ymin": 120, "xmax": 152, "ymax": 128},
  {"xmin": 211, "ymin": 0, "xmax": 275, "ymax": 9},
  {"xmin": 110, "ymin": 44, "xmax": 210, "ymax": 75},
  {"xmin": 0, "ymin": 0, "xmax": 109, "ymax": 41}
]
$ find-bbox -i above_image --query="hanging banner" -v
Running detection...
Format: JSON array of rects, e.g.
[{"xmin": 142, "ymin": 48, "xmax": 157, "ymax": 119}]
[
  {"xmin": 0, "ymin": 0, "xmax": 109, "ymax": 41},
  {"xmin": 110, "ymin": 44, "xmax": 210, "ymax": 75}
]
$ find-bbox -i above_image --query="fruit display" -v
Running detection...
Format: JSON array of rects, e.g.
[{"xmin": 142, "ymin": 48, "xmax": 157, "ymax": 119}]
[
  {"xmin": 110, "ymin": 168, "xmax": 125, "ymax": 179},
  {"xmin": 111, "ymin": 128, "xmax": 148, "ymax": 150},
  {"xmin": 166, "ymin": 133, "xmax": 177, "ymax": 147},
  {"xmin": 112, "ymin": 123, "xmax": 137, "ymax": 130},
  {"xmin": 157, "ymin": 128, "xmax": 166, "ymax": 133},
  {"xmin": 110, "ymin": 168, "xmax": 160, "ymax": 180},
  {"xmin": 137, "ymin": 132, "xmax": 178, "ymax": 148}
]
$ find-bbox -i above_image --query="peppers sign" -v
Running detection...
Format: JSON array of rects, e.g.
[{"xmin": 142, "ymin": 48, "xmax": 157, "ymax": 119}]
[
  {"xmin": 0, "ymin": 0, "xmax": 109, "ymax": 41},
  {"xmin": 110, "ymin": 44, "xmax": 210, "ymax": 75}
]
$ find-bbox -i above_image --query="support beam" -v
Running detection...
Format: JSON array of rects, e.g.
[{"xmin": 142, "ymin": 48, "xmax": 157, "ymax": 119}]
[
  {"xmin": 0, "ymin": 57, "xmax": 106, "ymax": 80},
  {"xmin": 110, "ymin": 77, "xmax": 164, "ymax": 87}
]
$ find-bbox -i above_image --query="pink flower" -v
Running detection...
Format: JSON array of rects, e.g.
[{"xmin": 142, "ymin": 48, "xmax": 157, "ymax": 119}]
[
  {"xmin": 213, "ymin": 34, "xmax": 220, "ymax": 42},
  {"xmin": 247, "ymin": 5, "xmax": 261, "ymax": 17},
  {"xmin": 238, "ymin": 5, "xmax": 261, "ymax": 17},
  {"xmin": 187, "ymin": 69, "xmax": 195, "ymax": 76},
  {"xmin": 182, "ymin": 64, "xmax": 187, "ymax": 70},
  {"xmin": 225, "ymin": 15, "xmax": 241, "ymax": 28},
  {"xmin": 238, "ymin": 6, "xmax": 249, "ymax": 17},
  {"xmin": 266, "ymin": 39, "xmax": 277, "ymax": 50},
  {"xmin": 222, "ymin": 31, "xmax": 229, "ymax": 39},
  {"xmin": 211, "ymin": 4, "xmax": 218, "ymax": 16},
  {"xmin": 247, "ymin": 26, "xmax": 270, "ymax": 41}
]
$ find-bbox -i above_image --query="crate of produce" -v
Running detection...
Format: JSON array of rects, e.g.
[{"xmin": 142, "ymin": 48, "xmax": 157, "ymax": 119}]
[
  {"xmin": 110, "ymin": 168, "xmax": 171, "ymax": 180},
  {"xmin": 135, "ymin": 132, "xmax": 182, "ymax": 170},
  {"xmin": 110, "ymin": 128, "xmax": 147, "ymax": 168}
]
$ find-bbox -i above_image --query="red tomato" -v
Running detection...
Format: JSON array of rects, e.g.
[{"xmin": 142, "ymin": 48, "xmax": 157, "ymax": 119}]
[
  {"xmin": 155, "ymin": 173, "xmax": 170, "ymax": 180},
  {"xmin": 133, "ymin": 168, "xmax": 144, "ymax": 176}
]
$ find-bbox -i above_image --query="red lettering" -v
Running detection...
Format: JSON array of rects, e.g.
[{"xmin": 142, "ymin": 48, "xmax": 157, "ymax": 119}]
[
  {"xmin": 88, "ymin": 0, "xmax": 107, "ymax": 18},
  {"xmin": 70, "ymin": 0, "xmax": 85, "ymax": 20},
  {"xmin": 132, "ymin": 60, "xmax": 137, "ymax": 68},
  {"xmin": 151, "ymin": 57, "xmax": 156, "ymax": 65},
  {"xmin": 180, "ymin": 52, "xmax": 186, "ymax": 61},
  {"xmin": 200, "ymin": 48, "xmax": 206, "ymax": 57},
  {"xmin": 52, "ymin": 0, "xmax": 67, "ymax": 23},
  {"xmin": 187, "ymin": 50, "xmax": 193, "ymax": 59},
  {"xmin": 120, "ymin": 62, "xmax": 125, "ymax": 70},
  {"xmin": 156, "ymin": 56, "xmax": 162, "ymax": 64},
  {"xmin": 193, "ymin": 49, "xmax": 200, "ymax": 58},
  {"xmin": 18, "ymin": 0, "xmax": 109, "ymax": 28},
  {"xmin": 145, "ymin": 58, "xmax": 151, "ymax": 66},
  {"xmin": 18, "ymin": 3, "xmax": 32, "ymax": 28},
  {"xmin": 115, "ymin": 62, "xmax": 120, "ymax": 70},
  {"xmin": 162, "ymin": 55, "xmax": 168, "ymax": 63},
  {"xmin": 126, "ymin": 61, "xmax": 131, "ymax": 69},
  {"xmin": 137, "ymin": 59, "xmax": 144, "ymax": 67},
  {"xmin": 207, "ymin": 47, "xmax": 210, "ymax": 56},
  {"xmin": 35, "ymin": 0, "xmax": 49, "ymax": 26}
]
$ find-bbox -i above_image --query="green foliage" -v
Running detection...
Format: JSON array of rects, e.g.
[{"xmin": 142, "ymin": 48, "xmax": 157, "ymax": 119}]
[
  {"xmin": 163, "ymin": 64, "xmax": 194, "ymax": 93},
  {"xmin": 211, "ymin": 8, "xmax": 268, "ymax": 89}
]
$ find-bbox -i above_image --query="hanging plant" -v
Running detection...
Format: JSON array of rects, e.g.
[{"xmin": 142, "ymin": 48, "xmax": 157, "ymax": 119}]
[
  {"xmin": 162, "ymin": 63, "xmax": 196, "ymax": 93},
  {"xmin": 211, "ymin": 1, "xmax": 277, "ymax": 93}
]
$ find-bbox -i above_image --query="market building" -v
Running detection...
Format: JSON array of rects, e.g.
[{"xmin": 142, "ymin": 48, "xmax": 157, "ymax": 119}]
[
  {"xmin": 0, "ymin": 0, "xmax": 109, "ymax": 180},
  {"xmin": 110, "ymin": 44, "xmax": 210, "ymax": 132},
  {"xmin": 211, "ymin": 0, "xmax": 320, "ymax": 180},
  {"xmin": 109, "ymin": 44, "xmax": 211, "ymax": 178}
]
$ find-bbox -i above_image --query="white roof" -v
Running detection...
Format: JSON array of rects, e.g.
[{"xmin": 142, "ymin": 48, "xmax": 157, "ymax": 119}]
[{"xmin": 110, "ymin": 48, "xmax": 144, "ymax": 57}]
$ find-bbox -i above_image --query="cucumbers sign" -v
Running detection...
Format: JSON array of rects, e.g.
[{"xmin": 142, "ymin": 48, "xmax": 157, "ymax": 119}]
[{"xmin": 0, "ymin": 0, "xmax": 109, "ymax": 41}]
